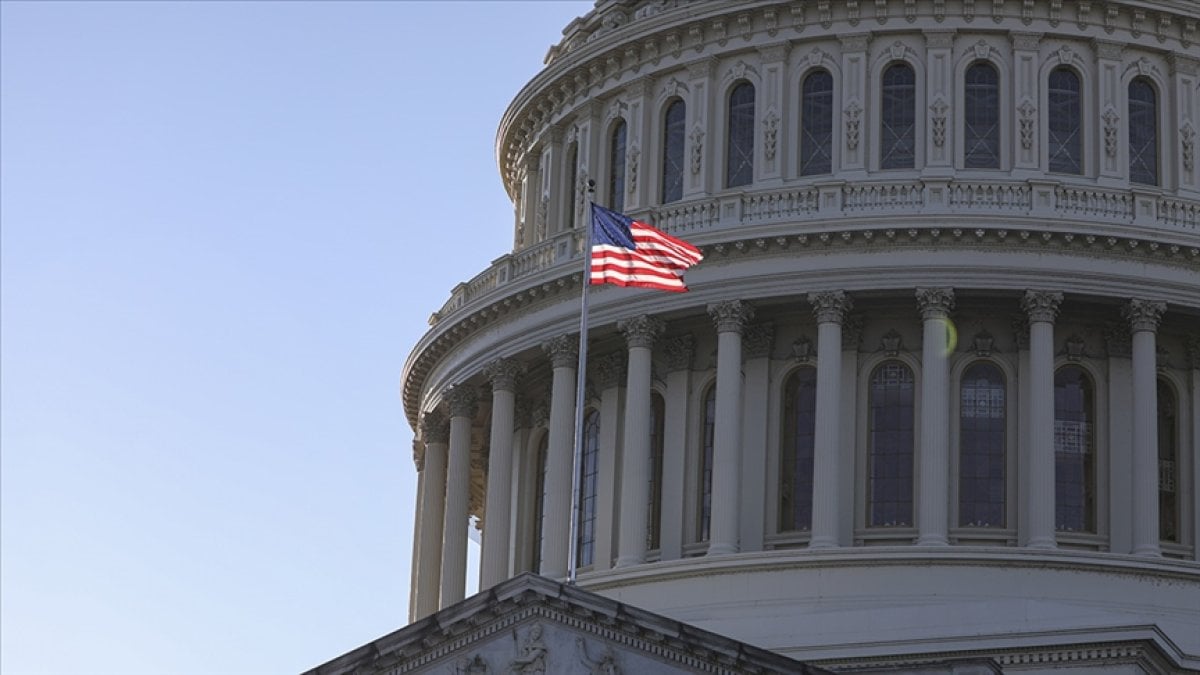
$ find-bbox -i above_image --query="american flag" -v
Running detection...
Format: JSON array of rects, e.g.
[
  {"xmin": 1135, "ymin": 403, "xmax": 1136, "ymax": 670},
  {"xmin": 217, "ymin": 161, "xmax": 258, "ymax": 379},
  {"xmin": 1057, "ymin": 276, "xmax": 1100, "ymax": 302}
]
[{"xmin": 589, "ymin": 203, "xmax": 703, "ymax": 293}]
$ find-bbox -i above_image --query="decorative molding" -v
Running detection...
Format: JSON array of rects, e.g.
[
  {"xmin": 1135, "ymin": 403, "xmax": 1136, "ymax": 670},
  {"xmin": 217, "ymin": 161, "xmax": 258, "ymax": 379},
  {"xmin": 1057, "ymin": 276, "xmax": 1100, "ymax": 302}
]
[
  {"xmin": 1018, "ymin": 98, "xmax": 1036, "ymax": 150},
  {"xmin": 507, "ymin": 622, "xmax": 547, "ymax": 673},
  {"xmin": 513, "ymin": 396, "xmax": 533, "ymax": 430},
  {"xmin": 844, "ymin": 100, "xmax": 863, "ymax": 151},
  {"xmin": 689, "ymin": 124, "xmax": 705, "ymax": 175},
  {"xmin": 708, "ymin": 300, "xmax": 755, "ymax": 334},
  {"xmin": 1021, "ymin": 290, "xmax": 1064, "ymax": 323},
  {"xmin": 1123, "ymin": 298, "xmax": 1167, "ymax": 332},
  {"xmin": 808, "ymin": 290, "xmax": 854, "ymax": 324},
  {"xmin": 618, "ymin": 314, "xmax": 666, "ymax": 349},
  {"xmin": 1102, "ymin": 106, "xmax": 1120, "ymax": 158},
  {"xmin": 971, "ymin": 329, "xmax": 995, "ymax": 357},
  {"xmin": 627, "ymin": 145, "xmax": 640, "ymax": 194},
  {"xmin": 1063, "ymin": 334, "xmax": 1086, "ymax": 361},
  {"xmin": 763, "ymin": 108, "xmax": 780, "ymax": 162},
  {"xmin": 662, "ymin": 334, "xmax": 695, "ymax": 372},
  {"xmin": 792, "ymin": 336, "xmax": 815, "ymax": 362},
  {"xmin": 930, "ymin": 97, "xmax": 949, "ymax": 148},
  {"xmin": 1010, "ymin": 314, "xmax": 1030, "ymax": 350},
  {"xmin": 445, "ymin": 385, "xmax": 478, "ymax": 418},
  {"xmin": 839, "ymin": 33, "xmax": 869, "ymax": 52},
  {"xmin": 916, "ymin": 287, "xmax": 955, "ymax": 320},
  {"xmin": 924, "ymin": 30, "xmax": 954, "ymax": 50},
  {"xmin": 593, "ymin": 351, "xmax": 628, "ymax": 390},
  {"xmin": 880, "ymin": 328, "xmax": 904, "ymax": 356},
  {"xmin": 1011, "ymin": 31, "xmax": 1042, "ymax": 52},
  {"xmin": 484, "ymin": 358, "xmax": 524, "ymax": 393},
  {"xmin": 842, "ymin": 315, "xmax": 865, "ymax": 351},
  {"xmin": 1103, "ymin": 321, "xmax": 1132, "ymax": 358},
  {"xmin": 543, "ymin": 334, "xmax": 579, "ymax": 368},
  {"xmin": 743, "ymin": 322, "xmax": 775, "ymax": 358},
  {"xmin": 1181, "ymin": 122, "xmax": 1196, "ymax": 173},
  {"xmin": 972, "ymin": 39, "xmax": 990, "ymax": 60},
  {"xmin": 723, "ymin": 59, "xmax": 758, "ymax": 84},
  {"xmin": 1187, "ymin": 336, "xmax": 1200, "ymax": 369}
]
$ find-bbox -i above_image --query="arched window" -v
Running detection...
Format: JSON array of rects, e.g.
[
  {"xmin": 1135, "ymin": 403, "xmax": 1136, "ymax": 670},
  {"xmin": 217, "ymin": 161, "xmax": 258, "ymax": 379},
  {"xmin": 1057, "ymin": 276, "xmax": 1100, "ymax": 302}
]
[
  {"xmin": 964, "ymin": 62, "xmax": 1000, "ymax": 168},
  {"xmin": 661, "ymin": 100, "xmax": 686, "ymax": 203},
  {"xmin": 726, "ymin": 82, "xmax": 755, "ymax": 188},
  {"xmin": 531, "ymin": 433, "xmax": 549, "ymax": 573},
  {"xmin": 1048, "ymin": 67, "xmax": 1082, "ymax": 174},
  {"xmin": 868, "ymin": 361, "xmax": 915, "ymax": 527},
  {"xmin": 577, "ymin": 410, "xmax": 601, "ymax": 567},
  {"xmin": 648, "ymin": 393, "xmax": 665, "ymax": 550},
  {"xmin": 699, "ymin": 385, "xmax": 716, "ymax": 541},
  {"xmin": 800, "ymin": 70, "xmax": 834, "ymax": 176},
  {"xmin": 1054, "ymin": 366, "xmax": 1095, "ymax": 533},
  {"xmin": 780, "ymin": 367, "xmax": 817, "ymax": 531},
  {"xmin": 1129, "ymin": 77, "xmax": 1158, "ymax": 185},
  {"xmin": 1158, "ymin": 379, "xmax": 1179, "ymax": 543},
  {"xmin": 959, "ymin": 362, "xmax": 1006, "ymax": 527},
  {"xmin": 880, "ymin": 63, "xmax": 916, "ymax": 169},
  {"xmin": 609, "ymin": 120, "xmax": 627, "ymax": 212},
  {"xmin": 566, "ymin": 142, "xmax": 579, "ymax": 228}
]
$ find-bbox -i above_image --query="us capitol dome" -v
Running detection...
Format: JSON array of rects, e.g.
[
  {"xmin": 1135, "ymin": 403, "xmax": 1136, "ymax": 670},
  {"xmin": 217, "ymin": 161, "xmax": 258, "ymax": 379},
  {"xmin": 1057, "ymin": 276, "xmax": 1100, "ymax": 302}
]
[{"xmin": 315, "ymin": 1, "xmax": 1200, "ymax": 673}]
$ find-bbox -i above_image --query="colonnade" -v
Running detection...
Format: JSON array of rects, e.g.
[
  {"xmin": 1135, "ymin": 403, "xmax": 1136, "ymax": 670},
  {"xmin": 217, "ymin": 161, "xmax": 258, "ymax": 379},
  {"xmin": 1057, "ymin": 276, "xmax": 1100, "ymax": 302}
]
[{"xmin": 408, "ymin": 291, "xmax": 1174, "ymax": 619}]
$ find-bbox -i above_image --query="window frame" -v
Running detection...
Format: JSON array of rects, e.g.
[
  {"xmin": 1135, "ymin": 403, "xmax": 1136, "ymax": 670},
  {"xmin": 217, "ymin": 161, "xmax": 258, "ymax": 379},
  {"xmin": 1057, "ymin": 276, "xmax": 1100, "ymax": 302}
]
[
  {"xmin": 724, "ymin": 80, "xmax": 756, "ymax": 188},
  {"xmin": 607, "ymin": 119, "xmax": 628, "ymax": 213},
  {"xmin": 1127, "ymin": 76, "xmax": 1160, "ymax": 186},
  {"xmin": 878, "ymin": 60, "xmax": 918, "ymax": 171},
  {"xmin": 799, "ymin": 68, "xmax": 835, "ymax": 177},
  {"xmin": 1046, "ymin": 66, "xmax": 1084, "ymax": 175},
  {"xmin": 660, "ymin": 98, "xmax": 686, "ymax": 204},
  {"xmin": 962, "ymin": 60, "xmax": 1001, "ymax": 169}
]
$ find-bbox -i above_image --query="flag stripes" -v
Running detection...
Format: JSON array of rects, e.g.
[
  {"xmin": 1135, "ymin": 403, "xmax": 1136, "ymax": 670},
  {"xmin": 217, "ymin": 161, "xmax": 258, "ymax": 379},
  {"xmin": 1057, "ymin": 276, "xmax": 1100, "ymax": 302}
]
[{"xmin": 589, "ymin": 204, "xmax": 703, "ymax": 293}]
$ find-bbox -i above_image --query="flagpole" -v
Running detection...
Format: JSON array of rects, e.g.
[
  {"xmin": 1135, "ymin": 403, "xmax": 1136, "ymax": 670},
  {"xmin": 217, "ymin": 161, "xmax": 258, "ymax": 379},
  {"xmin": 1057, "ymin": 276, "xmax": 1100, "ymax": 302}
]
[{"xmin": 566, "ymin": 180, "xmax": 596, "ymax": 585}]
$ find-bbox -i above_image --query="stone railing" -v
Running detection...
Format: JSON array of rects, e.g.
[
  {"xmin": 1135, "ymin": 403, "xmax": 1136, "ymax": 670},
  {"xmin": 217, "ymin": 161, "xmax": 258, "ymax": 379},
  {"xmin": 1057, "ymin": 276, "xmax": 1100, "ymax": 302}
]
[{"xmin": 429, "ymin": 179, "xmax": 1200, "ymax": 324}]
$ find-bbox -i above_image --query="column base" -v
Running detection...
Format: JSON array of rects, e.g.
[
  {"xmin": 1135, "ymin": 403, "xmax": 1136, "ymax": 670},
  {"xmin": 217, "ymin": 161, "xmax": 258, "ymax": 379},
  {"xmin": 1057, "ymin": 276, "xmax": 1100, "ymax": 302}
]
[
  {"xmin": 915, "ymin": 534, "xmax": 950, "ymax": 546},
  {"xmin": 614, "ymin": 555, "xmax": 645, "ymax": 568},
  {"xmin": 1131, "ymin": 545, "xmax": 1162, "ymax": 557},
  {"xmin": 807, "ymin": 537, "xmax": 838, "ymax": 549},
  {"xmin": 1026, "ymin": 536, "xmax": 1057, "ymax": 550},
  {"xmin": 707, "ymin": 542, "xmax": 738, "ymax": 556}
]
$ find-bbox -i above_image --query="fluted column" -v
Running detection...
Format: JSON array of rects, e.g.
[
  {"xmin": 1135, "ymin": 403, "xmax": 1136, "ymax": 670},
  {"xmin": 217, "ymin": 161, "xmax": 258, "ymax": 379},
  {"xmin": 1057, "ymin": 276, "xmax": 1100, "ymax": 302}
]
[
  {"xmin": 408, "ymin": 440, "xmax": 426, "ymax": 623},
  {"xmin": 414, "ymin": 411, "xmax": 448, "ymax": 618},
  {"xmin": 659, "ymin": 336, "xmax": 694, "ymax": 561},
  {"xmin": 1126, "ymin": 299, "xmax": 1167, "ymax": 556},
  {"xmin": 480, "ymin": 359, "xmax": 523, "ymax": 589},
  {"xmin": 916, "ymin": 288, "xmax": 955, "ymax": 546},
  {"xmin": 540, "ymin": 335, "xmax": 578, "ymax": 578},
  {"xmin": 707, "ymin": 301, "xmax": 754, "ymax": 556},
  {"xmin": 808, "ymin": 291, "xmax": 853, "ymax": 548},
  {"xmin": 440, "ymin": 386, "xmax": 476, "ymax": 608},
  {"xmin": 615, "ymin": 315, "xmax": 665, "ymax": 567},
  {"xmin": 1022, "ymin": 290, "xmax": 1063, "ymax": 549}
]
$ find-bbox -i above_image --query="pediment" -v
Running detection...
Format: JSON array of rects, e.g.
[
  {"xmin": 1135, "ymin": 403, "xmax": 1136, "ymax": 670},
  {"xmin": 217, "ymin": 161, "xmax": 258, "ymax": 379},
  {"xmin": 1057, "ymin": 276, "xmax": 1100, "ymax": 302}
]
[{"xmin": 304, "ymin": 573, "xmax": 825, "ymax": 675}]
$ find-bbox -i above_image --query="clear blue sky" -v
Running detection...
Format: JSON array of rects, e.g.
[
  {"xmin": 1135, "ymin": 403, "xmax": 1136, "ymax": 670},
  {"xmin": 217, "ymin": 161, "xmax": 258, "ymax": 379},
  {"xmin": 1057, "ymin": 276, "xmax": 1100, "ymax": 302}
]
[{"xmin": 0, "ymin": 2, "xmax": 591, "ymax": 673}]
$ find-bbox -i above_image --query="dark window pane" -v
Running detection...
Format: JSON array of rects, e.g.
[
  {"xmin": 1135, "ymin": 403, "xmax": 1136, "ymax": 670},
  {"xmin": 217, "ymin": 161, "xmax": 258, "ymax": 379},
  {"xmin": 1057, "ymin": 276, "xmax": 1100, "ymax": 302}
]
[
  {"xmin": 800, "ymin": 70, "xmax": 833, "ymax": 176},
  {"xmin": 1129, "ymin": 78, "xmax": 1158, "ymax": 185},
  {"xmin": 700, "ymin": 386, "xmax": 716, "ymax": 540},
  {"xmin": 577, "ymin": 411, "xmax": 601, "ymax": 567},
  {"xmin": 1158, "ymin": 379, "xmax": 1178, "ymax": 542},
  {"xmin": 1048, "ymin": 68, "xmax": 1082, "ymax": 174},
  {"xmin": 964, "ymin": 62, "xmax": 1000, "ymax": 168},
  {"xmin": 661, "ymin": 100, "xmax": 686, "ymax": 203},
  {"xmin": 566, "ymin": 143, "xmax": 579, "ymax": 227},
  {"xmin": 880, "ymin": 63, "xmax": 916, "ymax": 169},
  {"xmin": 726, "ymin": 82, "xmax": 755, "ymax": 187},
  {"xmin": 609, "ymin": 121, "xmax": 627, "ymax": 212},
  {"xmin": 959, "ymin": 362, "xmax": 1006, "ymax": 527},
  {"xmin": 1054, "ymin": 366, "xmax": 1095, "ymax": 533},
  {"xmin": 648, "ymin": 393, "xmax": 665, "ymax": 550},
  {"xmin": 780, "ymin": 367, "xmax": 817, "ymax": 531},
  {"xmin": 868, "ymin": 361, "xmax": 914, "ymax": 526}
]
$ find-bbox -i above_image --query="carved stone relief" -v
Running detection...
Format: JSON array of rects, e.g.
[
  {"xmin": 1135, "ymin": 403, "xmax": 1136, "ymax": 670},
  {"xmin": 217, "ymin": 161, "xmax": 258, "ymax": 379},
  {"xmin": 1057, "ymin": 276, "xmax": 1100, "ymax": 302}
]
[
  {"xmin": 844, "ymin": 100, "xmax": 862, "ymax": 151},
  {"xmin": 930, "ymin": 97, "xmax": 949, "ymax": 148},
  {"xmin": 1018, "ymin": 99, "xmax": 1036, "ymax": 150},
  {"xmin": 689, "ymin": 124, "xmax": 705, "ymax": 174},
  {"xmin": 763, "ymin": 108, "xmax": 779, "ymax": 161},
  {"xmin": 1102, "ymin": 106, "xmax": 1120, "ymax": 158}
]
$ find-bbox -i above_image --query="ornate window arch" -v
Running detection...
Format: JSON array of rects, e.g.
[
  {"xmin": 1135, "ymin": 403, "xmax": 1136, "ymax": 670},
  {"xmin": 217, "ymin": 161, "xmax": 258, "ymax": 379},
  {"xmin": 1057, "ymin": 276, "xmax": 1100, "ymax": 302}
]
[
  {"xmin": 963, "ymin": 61, "xmax": 1000, "ymax": 168},
  {"xmin": 608, "ymin": 119, "xmax": 627, "ymax": 212},
  {"xmin": 867, "ymin": 360, "xmax": 915, "ymax": 527},
  {"xmin": 1158, "ymin": 378, "xmax": 1179, "ymax": 543},
  {"xmin": 649, "ymin": 391, "xmax": 666, "ymax": 550},
  {"xmin": 799, "ymin": 69, "xmax": 833, "ymax": 176},
  {"xmin": 699, "ymin": 382, "xmax": 717, "ymax": 541},
  {"xmin": 661, "ymin": 99, "xmax": 686, "ymax": 204},
  {"xmin": 780, "ymin": 366, "xmax": 817, "ymax": 532},
  {"xmin": 726, "ymin": 81, "xmax": 755, "ymax": 188},
  {"xmin": 1128, "ymin": 77, "xmax": 1159, "ymax": 186},
  {"xmin": 1054, "ymin": 365, "xmax": 1096, "ymax": 533},
  {"xmin": 958, "ymin": 361, "xmax": 1007, "ymax": 528},
  {"xmin": 1047, "ymin": 66, "xmax": 1082, "ymax": 174},
  {"xmin": 576, "ymin": 409, "xmax": 601, "ymax": 567},
  {"xmin": 880, "ymin": 62, "xmax": 916, "ymax": 170}
]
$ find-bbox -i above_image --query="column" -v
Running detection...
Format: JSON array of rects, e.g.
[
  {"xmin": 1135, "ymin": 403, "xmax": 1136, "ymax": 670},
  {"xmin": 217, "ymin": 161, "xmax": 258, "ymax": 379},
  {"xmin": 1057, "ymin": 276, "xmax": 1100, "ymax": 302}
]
[
  {"xmin": 480, "ymin": 359, "xmax": 522, "ymax": 589},
  {"xmin": 508, "ymin": 397, "xmax": 533, "ymax": 575},
  {"xmin": 1022, "ymin": 290, "xmax": 1064, "ymax": 549},
  {"xmin": 1104, "ymin": 324, "xmax": 1133, "ymax": 553},
  {"xmin": 616, "ymin": 315, "xmax": 665, "ymax": 567},
  {"xmin": 808, "ymin": 291, "xmax": 853, "ymax": 548},
  {"xmin": 540, "ymin": 335, "xmax": 578, "ymax": 579},
  {"xmin": 740, "ymin": 323, "xmax": 773, "ymax": 553},
  {"xmin": 1012, "ymin": 316, "xmax": 1031, "ymax": 545},
  {"xmin": 440, "ymin": 386, "xmax": 476, "ymax": 608},
  {"xmin": 707, "ymin": 300, "xmax": 754, "ymax": 555},
  {"xmin": 916, "ymin": 288, "xmax": 955, "ymax": 545},
  {"xmin": 414, "ymin": 411, "xmax": 448, "ymax": 618},
  {"xmin": 593, "ymin": 351, "xmax": 627, "ymax": 571},
  {"xmin": 1126, "ymin": 299, "xmax": 1168, "ymax": 556},
  {"xmin": 659, "ymin": 335, "xmax": 694, "ymax": 561},
  {"xmin": 408, "ymin": 440, "xmax": 426, "ymax": 623}
]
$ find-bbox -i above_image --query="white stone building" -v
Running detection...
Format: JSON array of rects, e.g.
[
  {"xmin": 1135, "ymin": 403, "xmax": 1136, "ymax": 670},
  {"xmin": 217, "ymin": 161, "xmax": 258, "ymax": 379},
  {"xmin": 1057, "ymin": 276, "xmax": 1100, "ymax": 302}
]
[{"xmin": 320, "ymin": 1, "xmax": 1200, "ymax": 673}]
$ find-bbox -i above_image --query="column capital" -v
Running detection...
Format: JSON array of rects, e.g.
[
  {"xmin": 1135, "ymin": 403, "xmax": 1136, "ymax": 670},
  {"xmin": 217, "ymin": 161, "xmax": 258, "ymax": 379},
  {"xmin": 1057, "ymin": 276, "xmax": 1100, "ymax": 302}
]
[
  {"xmin": 808, "ymin": 290, "xmax": 854, "ymax": 324},
  {"xmin": 593, "ymin": 351, "xmax": 627, "ymax": 391},
  {"xmin": 542, "ymin": 334, "xmax": 579, "ymax": 368},
  {"xmin": 916, "ymin": 287, "xmax": 956, "ymax": 320},
  {"xmin": 662, "ymin": 335, "xmax": 695, "ymax": 372},
  {"xmin": 708, "ymin": 300, "xmax": 754, "ymax": 334},
  {"xmin": 618, "ymin": 315, "xmax": 666, "ymax": 349},
  {"xmin": 413, "ymin": 439, "xmax": 425, "ymax": 471},
  {"xmin": 1123, "ymin": 298, "xmax": 1167, "ymax": 333},
  {"xmin": 483, "ymin": 358, "xmax": 525, "ymax": 393},
  {"xmin": 420, "ymin": 410, "xmax": 450, "ymax": 444},
  {"xmin": 743, "ymin": 322, "xmax": 775, "ymax": 359},
  {"xmin": 444, "ymin": 385, "xmax": 478, "ymax": 418},
  {"xmin": 1021, "ymin": 290, "xmax": 1064, "ymax": 323}
]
